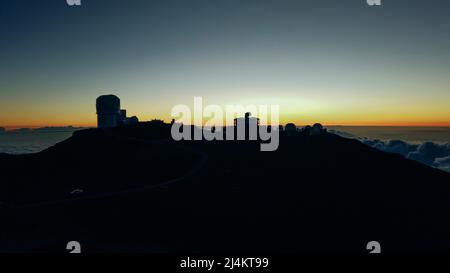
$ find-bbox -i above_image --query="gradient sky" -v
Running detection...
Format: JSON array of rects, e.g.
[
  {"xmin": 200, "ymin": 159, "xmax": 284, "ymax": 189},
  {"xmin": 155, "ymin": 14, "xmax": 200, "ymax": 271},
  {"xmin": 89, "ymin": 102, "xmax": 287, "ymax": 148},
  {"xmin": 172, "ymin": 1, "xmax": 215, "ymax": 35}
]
[{"xmin": 1, "ymin": 0, "xmax": 450, "ymax": 128}]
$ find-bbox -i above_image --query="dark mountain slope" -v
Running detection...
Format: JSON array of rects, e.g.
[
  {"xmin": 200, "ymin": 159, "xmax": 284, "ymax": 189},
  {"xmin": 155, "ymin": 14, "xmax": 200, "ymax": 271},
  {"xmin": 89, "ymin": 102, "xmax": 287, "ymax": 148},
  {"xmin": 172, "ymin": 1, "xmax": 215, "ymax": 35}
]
[{"xmin": 1, "ymin": 123, "xmax": 450, "ymax": 253}]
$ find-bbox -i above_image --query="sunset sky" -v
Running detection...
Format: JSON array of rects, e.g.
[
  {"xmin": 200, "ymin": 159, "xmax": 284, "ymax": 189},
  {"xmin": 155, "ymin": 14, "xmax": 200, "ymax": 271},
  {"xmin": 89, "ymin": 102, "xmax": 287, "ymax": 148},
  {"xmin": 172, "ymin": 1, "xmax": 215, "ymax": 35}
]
[{"xmin": 1, "ymin": 0, "xmax": 450, "ymax": 128}]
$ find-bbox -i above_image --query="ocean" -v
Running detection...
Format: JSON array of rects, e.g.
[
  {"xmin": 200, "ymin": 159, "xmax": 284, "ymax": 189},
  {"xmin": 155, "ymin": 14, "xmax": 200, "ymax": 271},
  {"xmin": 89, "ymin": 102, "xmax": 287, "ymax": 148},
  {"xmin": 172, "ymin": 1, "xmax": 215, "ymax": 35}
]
[{"xmin": 0, "ymin": 129, "xmax": 82, "ymax": 154}]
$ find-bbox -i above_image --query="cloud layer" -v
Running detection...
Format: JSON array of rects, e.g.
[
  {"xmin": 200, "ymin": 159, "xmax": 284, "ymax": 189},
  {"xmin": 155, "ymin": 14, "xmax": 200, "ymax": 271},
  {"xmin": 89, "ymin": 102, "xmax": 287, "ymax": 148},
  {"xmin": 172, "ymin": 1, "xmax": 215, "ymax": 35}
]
[{"xmin": 330, "ymin": 130, "xmax": 450, "ymax": 173}]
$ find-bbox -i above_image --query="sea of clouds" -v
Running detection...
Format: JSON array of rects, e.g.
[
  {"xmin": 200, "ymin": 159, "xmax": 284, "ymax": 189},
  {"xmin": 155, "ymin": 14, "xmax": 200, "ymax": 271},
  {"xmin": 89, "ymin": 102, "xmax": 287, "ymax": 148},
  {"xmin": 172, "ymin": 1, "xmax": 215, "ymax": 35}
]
[
  {"xmin": 0, "ymin": 128, "xmax": 81, "ymax": 155},
  {"xmin": 330, "ymin": 130, "xmax": 450, "ymax": 173}
]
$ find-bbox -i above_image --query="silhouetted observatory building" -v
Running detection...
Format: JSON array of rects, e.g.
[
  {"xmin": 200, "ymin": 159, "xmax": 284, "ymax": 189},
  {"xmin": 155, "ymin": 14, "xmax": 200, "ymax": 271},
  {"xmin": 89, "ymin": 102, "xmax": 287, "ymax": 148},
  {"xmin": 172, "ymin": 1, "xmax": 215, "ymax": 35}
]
[
  {"xmin": 233, "ymin": 112, "xmax": 260, "ymax": 140},
  {"xmin": 96, "ymin": 95, "xmax": 139, "ymax": 128}
]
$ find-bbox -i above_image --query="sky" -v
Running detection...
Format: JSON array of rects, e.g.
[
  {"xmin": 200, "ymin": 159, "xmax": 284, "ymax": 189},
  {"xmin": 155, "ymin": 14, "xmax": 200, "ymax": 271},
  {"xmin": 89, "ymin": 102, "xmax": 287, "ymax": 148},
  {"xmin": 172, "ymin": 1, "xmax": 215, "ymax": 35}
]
[{"xmin": 1, "ymin": 0, "xmax": 450, "ymax": 128}]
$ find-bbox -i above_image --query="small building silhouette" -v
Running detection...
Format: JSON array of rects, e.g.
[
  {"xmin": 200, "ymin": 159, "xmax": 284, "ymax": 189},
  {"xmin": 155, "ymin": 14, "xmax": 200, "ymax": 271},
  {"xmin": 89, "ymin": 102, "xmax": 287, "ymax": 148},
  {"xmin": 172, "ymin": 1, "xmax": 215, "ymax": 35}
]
[
  {"xmin": 234, "ymin": 112, "xmax": 260, "ymax": 140},
  {"xmin": 300, "ymin": 124, "xmax": 326, "ymax": 136},
  {"xmin": 120, "ymin": 109, "xmax": 127, "ymax": 123},
  {"xmin": 285, "ymin": 123, "xmax": 297, "ymax": 132},
  {"xmin": 234, "ymin": 112, "xmax": 260, "ymax": 127},
  {"xmin": 302, "ymin": 125, "xmax": 311, "ymax": 135},
  {"xmin": 311, "ymin": 123, "xmax": 326, "ymax": 136},
  {"xmin": 148, "ymin": 119, "xmax": 165, "ymax": 125},
  {"xmin": 127, "ymin": 116, "xmax": 139, "ymax": 125}
]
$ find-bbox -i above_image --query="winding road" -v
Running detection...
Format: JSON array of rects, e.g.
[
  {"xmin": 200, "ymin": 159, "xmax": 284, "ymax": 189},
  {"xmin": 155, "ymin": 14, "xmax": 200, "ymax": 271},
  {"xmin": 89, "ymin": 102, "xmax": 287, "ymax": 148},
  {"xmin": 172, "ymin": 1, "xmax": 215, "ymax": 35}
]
[{"xmin": 9, "ymin": 137, "xmax": 208, "ymax": 209}]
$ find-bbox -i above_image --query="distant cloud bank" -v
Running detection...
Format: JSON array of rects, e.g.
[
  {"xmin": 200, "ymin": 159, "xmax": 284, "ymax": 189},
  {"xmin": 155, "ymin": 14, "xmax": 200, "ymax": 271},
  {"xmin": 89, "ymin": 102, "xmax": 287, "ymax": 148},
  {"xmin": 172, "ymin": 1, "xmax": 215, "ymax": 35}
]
[{"xmin": 330, "ymin": 130, "xmax": 450, "ymax": 173}]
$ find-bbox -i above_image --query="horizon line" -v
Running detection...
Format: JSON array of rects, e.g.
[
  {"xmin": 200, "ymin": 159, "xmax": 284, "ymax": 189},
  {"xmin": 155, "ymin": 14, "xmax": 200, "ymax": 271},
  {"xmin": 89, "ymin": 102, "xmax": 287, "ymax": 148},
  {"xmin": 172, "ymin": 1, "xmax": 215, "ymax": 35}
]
[{"xmin": 3, "ymin": 123, "xmax": 450, "ymax": 130}]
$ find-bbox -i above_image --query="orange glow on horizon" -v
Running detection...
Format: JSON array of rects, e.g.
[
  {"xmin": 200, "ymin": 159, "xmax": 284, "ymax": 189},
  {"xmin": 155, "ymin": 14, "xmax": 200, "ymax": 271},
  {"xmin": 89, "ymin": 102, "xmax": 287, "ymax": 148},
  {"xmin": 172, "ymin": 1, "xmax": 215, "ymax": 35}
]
[
  {"xmin": 288, "ymin": 120, "xmax": 450, "ymax": 127},
  {"xmin": 3, "ymin": 120, "xmax": 450, "ymax": 130}
]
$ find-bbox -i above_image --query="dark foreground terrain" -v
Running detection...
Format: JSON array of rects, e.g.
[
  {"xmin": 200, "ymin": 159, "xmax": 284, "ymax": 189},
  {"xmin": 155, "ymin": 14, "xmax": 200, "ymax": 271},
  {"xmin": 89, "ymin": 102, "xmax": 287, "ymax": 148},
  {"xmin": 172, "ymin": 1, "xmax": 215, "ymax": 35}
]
[{"xmin": 1, "ymin": 123, "xmax": 450, "ymax": 253}]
